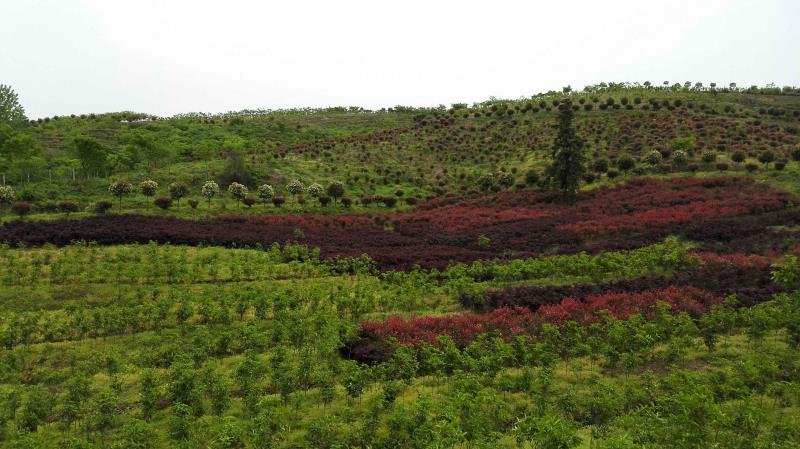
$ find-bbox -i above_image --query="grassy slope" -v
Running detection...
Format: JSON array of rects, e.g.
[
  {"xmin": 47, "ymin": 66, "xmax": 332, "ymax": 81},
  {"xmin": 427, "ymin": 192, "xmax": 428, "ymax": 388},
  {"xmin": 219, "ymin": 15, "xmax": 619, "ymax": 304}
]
[{"xmin": 4, "ymin": 89, "xmax": 797, "ymax": 222}]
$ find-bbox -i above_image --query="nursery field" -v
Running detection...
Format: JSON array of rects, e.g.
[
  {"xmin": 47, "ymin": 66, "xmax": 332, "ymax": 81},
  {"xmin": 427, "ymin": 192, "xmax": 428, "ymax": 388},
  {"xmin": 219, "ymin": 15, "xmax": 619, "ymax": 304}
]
[
  {"xmin": 1, "ymin": 175, "xmax": 800, "ymax": 448},
  {"xmin": 1, "ymin": 85, "xmax": 800, "ymax": 448}
]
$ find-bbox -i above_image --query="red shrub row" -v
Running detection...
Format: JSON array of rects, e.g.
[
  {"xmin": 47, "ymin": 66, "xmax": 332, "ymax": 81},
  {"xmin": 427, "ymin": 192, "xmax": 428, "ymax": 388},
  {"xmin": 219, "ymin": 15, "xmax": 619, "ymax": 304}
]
[
  {"xmin": 350, "ymin": 286, "xmax": 719, "ymax": 362},
  {"xmin": 0, "ymin": 177, "xmax": 796, "ymax": 270},
  {"xmin": 474, "ymin": 262, "xmax": 783, "ymax": 312}
]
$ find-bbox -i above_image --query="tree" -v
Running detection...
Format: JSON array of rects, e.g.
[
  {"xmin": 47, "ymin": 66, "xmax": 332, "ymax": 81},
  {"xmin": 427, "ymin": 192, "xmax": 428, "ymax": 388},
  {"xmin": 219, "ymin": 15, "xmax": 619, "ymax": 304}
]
[
  {"xmin": 257, "ymin": 184, "xmax": 274, "ymax": 205},
  {"xmin": 758, "ymin": 151, "xmax": 775, "ymax": 167},
  {"xmin": 130, "ymin": 131, "xmax": 169, "ymax": 171},
  {"xmin": 514, "ymin": 414, "xmax": 581, "ymax": 449},
  {"xmin": 644, "ymin": 149, "xmax": 663, "ymax": 165},
  {"xmin": 169, "ymin": 182, "xmax": 188, "ymax": 204},
  {"xmin": 201, "ymin": 180, "xmax": 220, "ymax": 206},
  {"xmin": 140, "ymin": 369, "xmax": 159, "ymax": 420},
  {"xmin": 139, "ymin": 180, "xmax": 158, "ymax": 198},
  {"xmin": 0, "ymin": 84, "xmax": 26, "ymax": 125},
  {"xmin": 221, "ymin": 151, "xmax": 252, "ymax": 186},
  {"xmin": 109, "ymin": 180, "xmax": 133, "ymax": 209},
  {"xmin": 545, "ymin": 100, "xmax": 585, "ymax": 200},
  {"xmin": 0, "ymin": 185, "xmax": 15, "ymax": 211},
  {"xmin": 307, "ymin": 183, "xmax": 323, "ymax": 198},
  {"xmin": 70, "ymin": 136, "xmax": 108, "ymax": 175},
  {"xmin": 91, "ymin": 389, "xmax": 118, "ymax": 431},
  {"xmin": 287, "ymin": 179, "xmax": 305, "ymax": 202},
  {"xmin": 1, "ymin": 132, "xmax": 41, "ymax": 162},
  {"xmin": 731, "ymin": 151, "xmax": 746, "ymax": 165},
  {"xmin": 672, "ymin": 150, "xmax": 688, "ymax": 165},
  {"xmin": 617, "ymin": 155, "xmax": 635, "ymax": 172},
  {"xmin": 326, "ymin": 181, "xmax": 345, "ymax": 203},
  {"xmin": 228, "ymin": 182, "xmax": 248, "ymax": 207}
]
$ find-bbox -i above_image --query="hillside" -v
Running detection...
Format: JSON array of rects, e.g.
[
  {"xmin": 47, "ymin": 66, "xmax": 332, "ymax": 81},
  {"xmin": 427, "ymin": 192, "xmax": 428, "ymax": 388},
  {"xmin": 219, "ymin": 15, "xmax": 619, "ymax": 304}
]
[
  {"xmin": 1, "ymin": 85, "xmax": 799, "ymax": 221},
  {"xmin": 1, "ymin": 84, "xmax": 800, "ymax": 449}
]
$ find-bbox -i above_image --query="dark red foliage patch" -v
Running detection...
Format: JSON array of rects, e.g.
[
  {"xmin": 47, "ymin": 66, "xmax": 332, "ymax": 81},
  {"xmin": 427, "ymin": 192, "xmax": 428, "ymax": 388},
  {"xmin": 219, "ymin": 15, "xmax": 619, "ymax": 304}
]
[
  {"xmin": 475, "ymin": 262, "xmax": 783, "ymax": 312},
  {"xmin": 349, "ymin": 286, "xmax": 720, "ymax": 362},
  {"xmin": 0, "ymin": 177, "xmax": 796, "ymax": 270}
]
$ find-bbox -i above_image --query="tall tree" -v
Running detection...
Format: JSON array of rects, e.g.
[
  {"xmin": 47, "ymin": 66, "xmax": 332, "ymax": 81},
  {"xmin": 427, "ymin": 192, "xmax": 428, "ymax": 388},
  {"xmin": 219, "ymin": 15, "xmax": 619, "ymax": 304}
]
[
  {"xmin": 545, "ymin": 100, "xmax": 584, "ymax": 200},
  {"xmin": 0, "ymin": 84, "xmax": 27, "ymax": 126},
  {"xmin": 70, "ymin": 135, "xmax": 109, "ymax": 175}
]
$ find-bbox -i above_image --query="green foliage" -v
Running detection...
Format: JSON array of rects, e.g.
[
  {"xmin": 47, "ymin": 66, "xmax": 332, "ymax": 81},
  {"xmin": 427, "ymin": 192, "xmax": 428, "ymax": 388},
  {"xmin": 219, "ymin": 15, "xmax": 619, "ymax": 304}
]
[
  {"xmin": 201, "ymin": 180, "xmax": 220, "ymax": 204},
  {"xmin": 220, "ymin": 151, "xmax": 252, "ymax": 186},
  {"xmin": 70, "ymin": 136, "xmax": 109, "ymax": 174},
  {"xmin": 139, "ymin": 179, "xmax": 158, "ymax": 197},
  {"xmin": 227, "ymin": 182, "xmax": 248, "ymax": 206},
  {"xmin": 0, "ymin": 84, "xmax": 27, "ymax": 125},
  {"xmin": 545, "ymin": 101, "xmax": 584, "ymax": 199},
  {"xmin": 326, "ymin": 180, "xmax": 345, "ymax": 201},
  {"xmin": 772, "ymin": 255, "xmax": 800, "ymax": 291}
]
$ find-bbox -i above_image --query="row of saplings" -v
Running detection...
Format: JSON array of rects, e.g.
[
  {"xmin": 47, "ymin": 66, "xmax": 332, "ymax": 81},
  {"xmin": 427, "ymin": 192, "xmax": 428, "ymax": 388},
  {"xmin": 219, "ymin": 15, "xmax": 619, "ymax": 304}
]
[{"xmin": 104, "ymin": 179, "xmax": 351, "ymax": 211}]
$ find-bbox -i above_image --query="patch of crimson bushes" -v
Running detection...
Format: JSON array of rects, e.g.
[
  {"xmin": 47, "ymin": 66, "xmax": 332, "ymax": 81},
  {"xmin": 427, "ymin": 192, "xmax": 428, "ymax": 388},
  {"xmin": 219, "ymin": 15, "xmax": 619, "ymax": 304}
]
[
  {"xmin": 471, "ymin": 262, "xmax": 783, "ymax": 312},
  {"xmin": 348, "ymin": 286, "xmax": 720, "ymax": 363},
  {"xmin": 0, "ymin": 177, "xmax": 796, "ymax": 270}
]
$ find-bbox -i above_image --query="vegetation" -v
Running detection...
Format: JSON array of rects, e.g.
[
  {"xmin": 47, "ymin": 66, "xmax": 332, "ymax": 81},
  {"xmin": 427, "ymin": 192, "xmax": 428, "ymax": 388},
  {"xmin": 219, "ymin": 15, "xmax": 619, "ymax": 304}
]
[{"xmin": 0, "ymin": 83, "xmax": 799, "ymax": 447}]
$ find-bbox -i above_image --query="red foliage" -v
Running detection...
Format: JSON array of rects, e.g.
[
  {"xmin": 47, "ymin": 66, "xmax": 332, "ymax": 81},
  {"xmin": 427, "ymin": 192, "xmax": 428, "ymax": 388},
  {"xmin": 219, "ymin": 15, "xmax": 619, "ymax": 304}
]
[
  {"xmin": 354, "ymin": 286, "xmax": 720, "ymax": 361},
  {"xmin": 0, "ymin": 177, "xmax": 796, "ymax": 270}
]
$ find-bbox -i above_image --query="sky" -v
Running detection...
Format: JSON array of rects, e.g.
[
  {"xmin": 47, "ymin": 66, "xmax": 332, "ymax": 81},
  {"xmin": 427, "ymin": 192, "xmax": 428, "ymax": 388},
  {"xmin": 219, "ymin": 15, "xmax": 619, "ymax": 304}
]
[{"xmin": 1, "ymin": 0, "xmax": 798, "ymax": 119}]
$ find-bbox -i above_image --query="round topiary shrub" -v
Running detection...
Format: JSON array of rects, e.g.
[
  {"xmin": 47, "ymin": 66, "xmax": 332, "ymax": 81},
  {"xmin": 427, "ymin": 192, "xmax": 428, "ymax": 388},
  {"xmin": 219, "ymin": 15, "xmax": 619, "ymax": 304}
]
[
  {"xmin": 774, "ymin": 161, "xmax": 787, "ymax": 171},
  {"xmin": 257, "ymin": 184, "xmax": 274, "ymax": 204},
  {"xmin": 271, "ymin": 196, "xmax": 286, "ymax": 207},
  {"xmin": 524, "ymin": 169, "xmax": 540, "ymax": 185},
  {"xmin": 672, "ymin": 150, "xmax": 688, "ymax": 165},
  {"xmin": 758, "ymin": 151, "xmax": 775, "ymax": 166},
  {"xmin": 318, "ymin": 196, "xmax": 331, "ymax": 206},
  {"xmin": 169, "ymin": 182, "xmax": 188, "ymax": 203},
  {"xmin": 701, "ymin": 152, "xmax": 717, "ymax": 164},
  {"xmin": 593, "ymin": 159, "xmax": 609, "ymax": 173},
  {"xmin": 154, "ymin": 197, "xmax": 172, "ymax": 210},
  {"xmin": 745, "ymin": 163, "xmax": 759, "ymax": 173},
  {"xmin": 381, "ymin": 196, "xmax": 397, "ymax": 208},
  {"xmin": 731, "ymin": 151, "xmax": 746, "ymax": 165},
  {"xmin": 58, "ymin": 200, "xmax": 80, "ymax": 215},
  {"xmin": 93, "ymin": 200, "xmax": 113, "ymax": 214},
  {"xmin": 0, "ymin": 185, "xmax": 16, "ymax": 207},
  {"xmin": 715, "ymin": 162, "xmax": 729, "ymax": 171},
  {"xmin": 243, "ymin": 197, "xmax": 257, "ymax": 208},
  {"xmin": 340, "ymin": 197, "xmax": 353, "ymax": 208},
  {"xmin": 188, "ymin": 199, "xmax": 199, "ymax": 209},
  {"xmin": 644, "ymin": 149, "xmax": 663, "ymax": 165},
  {"xmin": 307, "ymin": 183, "xmax": 323, "ymax": 198},
  {"xmin": 606, "ymin": 169, "xmax": 619, "ymax": 179},
  {"xmin": 405, "ymin": 196, "xmax": 418, "ymax": 206},
  {"xmin": 11, "ymin": 202, "xmax": 31, "ymax": 218},
  {"xmin": 326, "ymin": 181, "xmax": 345, "ymax": 202},
  {"xmin": 139, "ymin": 180, "xmax": 158, "ymax": 197},
  {"xmin": 201, "ymin": 180, "xmax": 220, "ymax": 205},
  {"xmin": 617, "ymin": 155, "xmax": 635, "ymax": 172}
]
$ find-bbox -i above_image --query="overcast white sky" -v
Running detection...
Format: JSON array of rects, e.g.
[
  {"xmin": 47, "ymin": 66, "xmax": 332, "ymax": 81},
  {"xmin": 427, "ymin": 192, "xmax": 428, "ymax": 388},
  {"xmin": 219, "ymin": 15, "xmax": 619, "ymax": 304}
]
[{"xmin": 1, "ymin": 0, "xmax": 797, "ymax": 119}]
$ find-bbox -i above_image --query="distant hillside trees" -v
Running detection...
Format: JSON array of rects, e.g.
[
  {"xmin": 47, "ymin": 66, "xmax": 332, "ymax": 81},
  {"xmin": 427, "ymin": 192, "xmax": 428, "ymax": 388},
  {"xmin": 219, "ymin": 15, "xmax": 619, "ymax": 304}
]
[
  {"xmin": 221, "ymin": 151, "xmax": 252, "ymax": 186},
  {"xmin": 545, "ymin": 100, "xmax": 584, "ymax": 200},
  {"xmin": 70, "ymin": 136, "xmax": 109, "ymax": 176}
]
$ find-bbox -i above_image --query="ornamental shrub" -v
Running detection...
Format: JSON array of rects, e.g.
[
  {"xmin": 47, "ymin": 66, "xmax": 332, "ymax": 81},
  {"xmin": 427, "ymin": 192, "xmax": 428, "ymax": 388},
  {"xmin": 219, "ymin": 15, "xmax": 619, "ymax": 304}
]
[
  {"xmin": 257, "ymin": 184, "xmax": 274, "ymax": 204},
  {"xmin": 139, "ymin": 180, "xmax": 158, "ymax": 197},
  {"xmin": 201, "ymin": 181, "xmax": 220, "ymax": 205}
]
